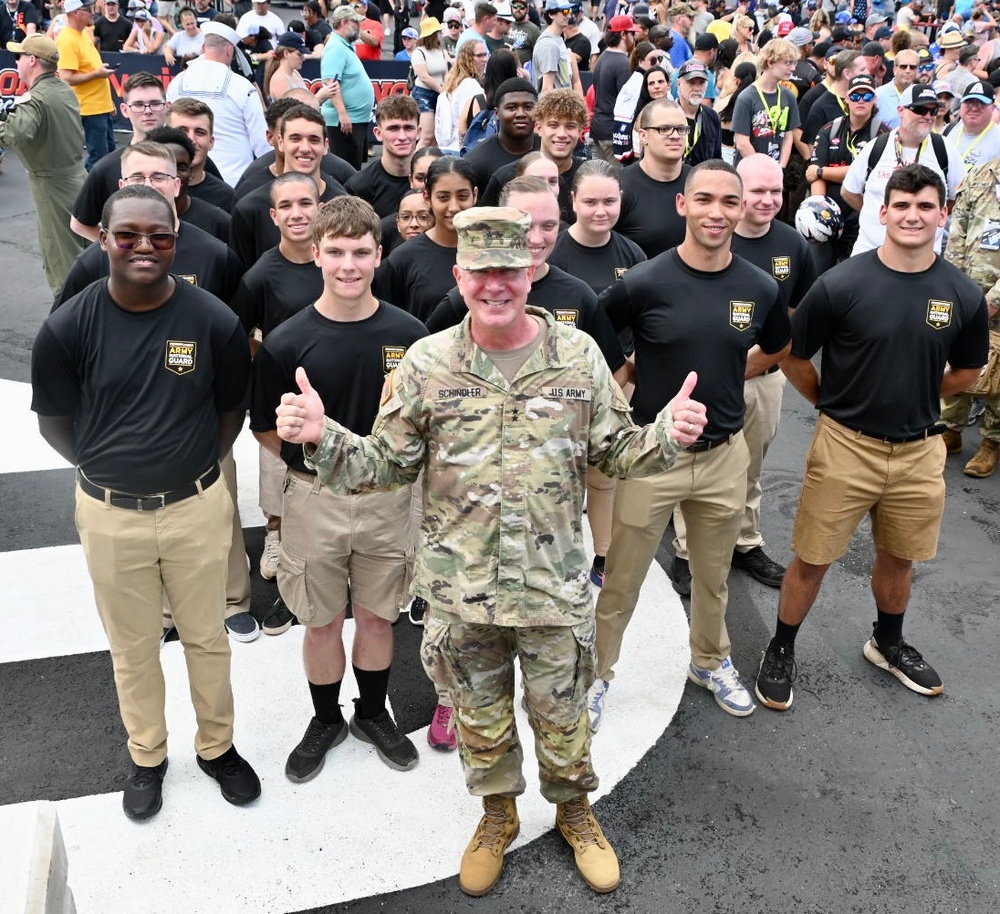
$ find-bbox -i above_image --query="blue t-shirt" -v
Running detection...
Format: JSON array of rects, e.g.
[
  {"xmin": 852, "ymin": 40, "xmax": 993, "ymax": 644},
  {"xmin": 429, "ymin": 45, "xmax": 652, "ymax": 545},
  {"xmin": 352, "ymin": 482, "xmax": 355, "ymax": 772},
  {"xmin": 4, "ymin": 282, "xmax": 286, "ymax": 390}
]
[
  {"xmin": 320, "ymin": 31, "xmax": 376, "ymax": 127},
  {"xmin": 669, "ymin": 29, "xmax": 693, "ymax": 69}
]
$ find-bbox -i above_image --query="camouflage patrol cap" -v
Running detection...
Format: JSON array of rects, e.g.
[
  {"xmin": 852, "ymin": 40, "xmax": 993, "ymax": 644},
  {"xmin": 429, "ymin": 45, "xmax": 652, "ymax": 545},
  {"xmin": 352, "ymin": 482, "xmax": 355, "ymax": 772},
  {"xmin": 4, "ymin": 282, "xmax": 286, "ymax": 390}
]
[{"xmin": 454, "ymin": 207, "xmax": 533, "ymax": 270}]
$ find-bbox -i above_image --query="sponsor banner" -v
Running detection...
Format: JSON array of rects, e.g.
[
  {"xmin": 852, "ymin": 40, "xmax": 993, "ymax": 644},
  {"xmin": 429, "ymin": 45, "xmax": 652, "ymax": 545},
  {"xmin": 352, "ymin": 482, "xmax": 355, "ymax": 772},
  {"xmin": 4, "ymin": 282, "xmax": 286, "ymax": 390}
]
[{"xmin": 0, "ymin": 51, "xmax": 410, "ymax": 130}]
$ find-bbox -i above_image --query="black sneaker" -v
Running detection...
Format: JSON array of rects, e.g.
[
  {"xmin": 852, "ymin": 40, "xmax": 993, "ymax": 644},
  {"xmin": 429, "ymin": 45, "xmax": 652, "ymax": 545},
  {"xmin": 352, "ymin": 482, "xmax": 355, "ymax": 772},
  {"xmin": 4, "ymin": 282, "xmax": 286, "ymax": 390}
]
[
  {"xmin": 263, "ymin": 596, "xmax": 296, "ymax": 636},
  {"xmin": 670, "ymin": 556, "xmax": 692, "ymax": 596},
  {"xmin": 731, "ymin": 547, "xmax": 786, "ymax": 588},
  {"xmin": 409, "ymin": 596, "xmax": 428, "ymax": 626},
  {"xmin": 197, "ymin": 745, "xmax": 262, "ymax": 805},
  {"xmin": 863, "ymin": 630, "xmax": 944, "ymax": 696},
  {"xmin": 285, "ymin": 716, "xmax": 349, "ymax": 783},
  {"xmin": 755, "ymin": 640, "xmax": 797, "ymax": 710},
  {"xmin": 160, "ymin": 626, "xmax": 180, "ymax": 646},
  {"xmin": 349, "ymin": 699, "xmax": 419, "ymax": 771},
  {"xmin": 122, "ymin": 759, "xmax": 168, "ymax": 821}
]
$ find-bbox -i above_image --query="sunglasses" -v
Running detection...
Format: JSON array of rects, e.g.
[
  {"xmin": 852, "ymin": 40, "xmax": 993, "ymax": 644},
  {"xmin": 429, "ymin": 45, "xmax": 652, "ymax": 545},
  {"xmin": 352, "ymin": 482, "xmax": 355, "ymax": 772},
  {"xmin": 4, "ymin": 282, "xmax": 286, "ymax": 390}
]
[
  {"xmin": 848, "ymin": 91, "xmax": 875, "ymax": 102},
  {"xmin": 895, "ymin": 63, "xmax": 917, "ymax": 69},
  {"xmin": 918, "ymin": 64, "xmax": 935, "ymax": 72},
  {"xmin": 106, "ymin": 230, "xmax": 177, "ymax": 251},
  {"xmin": 647, "ymin": 54, "xmax": 664, "ymax": 64},
  {"xmin": 907, "ymin": 105, "xmax": 939, "ymax": 116}
]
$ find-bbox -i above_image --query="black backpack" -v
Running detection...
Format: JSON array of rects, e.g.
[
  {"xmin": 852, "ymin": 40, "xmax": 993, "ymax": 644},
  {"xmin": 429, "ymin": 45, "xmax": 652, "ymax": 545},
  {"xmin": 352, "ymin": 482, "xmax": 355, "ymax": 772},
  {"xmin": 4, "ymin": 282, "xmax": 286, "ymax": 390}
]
[{"xmin": 864, "ymin": 130, "xmax": 950, "ymax": 181}]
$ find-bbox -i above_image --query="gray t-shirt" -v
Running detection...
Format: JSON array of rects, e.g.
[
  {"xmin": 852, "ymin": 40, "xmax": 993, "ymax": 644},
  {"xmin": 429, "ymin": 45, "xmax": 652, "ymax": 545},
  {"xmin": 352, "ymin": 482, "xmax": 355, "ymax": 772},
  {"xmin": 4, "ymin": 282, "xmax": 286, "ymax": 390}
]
[
  {"xmin": 731, "ymin": 84, "xmax": 801, "ymax": 165},
  {"xmin": 533, "ymin": 31, "xmax": 573, "ymax": 89}
]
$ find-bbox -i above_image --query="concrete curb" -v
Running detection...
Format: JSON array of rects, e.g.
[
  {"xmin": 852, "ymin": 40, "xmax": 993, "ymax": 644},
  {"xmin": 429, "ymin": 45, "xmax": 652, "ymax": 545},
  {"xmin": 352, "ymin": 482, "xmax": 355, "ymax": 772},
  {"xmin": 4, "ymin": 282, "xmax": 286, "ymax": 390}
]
[{"xmin": 0, "ymin": 802, "xmax": 76, "ymax": 914}]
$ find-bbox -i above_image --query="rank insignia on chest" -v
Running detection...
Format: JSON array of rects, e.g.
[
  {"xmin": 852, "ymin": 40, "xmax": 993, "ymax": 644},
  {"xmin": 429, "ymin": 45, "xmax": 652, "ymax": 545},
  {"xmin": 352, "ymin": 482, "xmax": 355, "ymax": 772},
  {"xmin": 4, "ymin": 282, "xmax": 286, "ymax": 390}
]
[
  {"xmin": 926, "ymin": 300, "xmax": 953, "ymax": 330},
  {"xmin": 165, "ymin": 340, "xmax": 197, "ymax": 375},
  {"xmin": 730, "ymin": 301, "xmax": 755, "ymax": 331},
  {"xmin": 553, "ymin": 308, "xmax": 580, "ymax": 326},
  {"xmin": 382, "ymin": 345, "xmax": 406, "ymax": 374},
  {"xmin": 771, "ymin": 256, "xmax": 791, "ymax": 281}
]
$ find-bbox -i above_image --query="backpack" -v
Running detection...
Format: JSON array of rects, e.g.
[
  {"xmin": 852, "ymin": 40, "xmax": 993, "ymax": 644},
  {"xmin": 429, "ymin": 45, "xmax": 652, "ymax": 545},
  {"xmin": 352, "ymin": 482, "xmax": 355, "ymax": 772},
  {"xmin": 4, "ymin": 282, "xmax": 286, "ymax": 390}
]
[
  {"xmin": 461, "ymin": 95, "xmax": 498, "ymax": 154},
  {"xmin": 865, "ymin": 130, "xmax": 950, "ymax": 182}
]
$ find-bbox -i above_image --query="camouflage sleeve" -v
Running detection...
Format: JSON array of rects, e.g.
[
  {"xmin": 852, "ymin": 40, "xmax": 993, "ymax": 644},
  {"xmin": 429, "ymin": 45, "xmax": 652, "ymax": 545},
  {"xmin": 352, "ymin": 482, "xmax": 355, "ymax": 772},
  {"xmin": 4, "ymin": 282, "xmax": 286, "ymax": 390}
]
[
  {"xmin": 944, "ymin": 181, "xmax": 971, "ymax": 272},
  {"xmin": 586, "ymin": 342, "xmax": 682, "ymax": 479},
  {"xmin": 304, "ymin": 358, "xmax": 427, "ymax": 495}
]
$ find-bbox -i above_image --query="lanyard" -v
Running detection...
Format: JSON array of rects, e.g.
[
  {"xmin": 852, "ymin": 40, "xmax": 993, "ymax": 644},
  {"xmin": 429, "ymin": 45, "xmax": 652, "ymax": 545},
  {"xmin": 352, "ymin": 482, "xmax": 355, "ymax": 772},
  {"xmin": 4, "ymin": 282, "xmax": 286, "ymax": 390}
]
[
  {"xmin": 894, "ymin": 131, "xmax": 928, "ymax": 167},
  {"xmin": 685, "ymin": 110, "xmax": 702, "ymax": 159},
  {"xmin": 754, "ymin": 84, "xmax": 785, "ymax": 136},
  {"xmin": 953, "ymin": 122, "xmax": 995, "ymax": 168}
]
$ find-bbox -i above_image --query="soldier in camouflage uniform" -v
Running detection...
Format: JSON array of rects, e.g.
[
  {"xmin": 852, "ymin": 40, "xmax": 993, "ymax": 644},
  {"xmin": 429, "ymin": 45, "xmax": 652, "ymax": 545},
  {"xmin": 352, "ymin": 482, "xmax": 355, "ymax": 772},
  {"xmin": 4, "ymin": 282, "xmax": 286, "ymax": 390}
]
[
  {"xmin": 942, "ymin": 158, "xmax": 1000, "ymax": 478},
  {"xmin": 275, "ymin": 206, "xmax": 709, "ymax": 898}
]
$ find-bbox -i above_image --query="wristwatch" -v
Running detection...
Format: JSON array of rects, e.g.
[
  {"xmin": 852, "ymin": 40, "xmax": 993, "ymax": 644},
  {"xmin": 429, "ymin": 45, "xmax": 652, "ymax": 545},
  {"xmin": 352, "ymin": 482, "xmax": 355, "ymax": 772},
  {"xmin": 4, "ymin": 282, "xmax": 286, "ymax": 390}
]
[{"xmin": 817, "ymin": 166, "xmax": 824, "ymax": 179}]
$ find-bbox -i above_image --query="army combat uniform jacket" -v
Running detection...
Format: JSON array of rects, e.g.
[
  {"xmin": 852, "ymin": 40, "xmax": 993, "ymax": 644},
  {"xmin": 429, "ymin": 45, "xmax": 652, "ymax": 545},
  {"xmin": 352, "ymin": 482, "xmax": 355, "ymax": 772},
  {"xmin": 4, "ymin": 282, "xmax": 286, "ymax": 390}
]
[
  {"xmin": 946, "ymin": 159, "xmax": 1000, "ymax": 326},
  {"xmin": 307, "ymin": 307, "xmax": 683, "ymax": 629}
]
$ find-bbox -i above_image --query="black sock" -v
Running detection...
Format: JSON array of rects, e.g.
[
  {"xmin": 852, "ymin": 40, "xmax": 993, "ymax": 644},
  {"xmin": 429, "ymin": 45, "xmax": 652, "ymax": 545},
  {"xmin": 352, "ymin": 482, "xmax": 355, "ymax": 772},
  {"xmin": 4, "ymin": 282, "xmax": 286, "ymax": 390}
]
[
  {"xmin": 772, "ymin": 618, "xmax": 801, "ymax": 653},
  {"xmin": 873, "ymin": 608, "xmax": 904, "ymax": 648},
  {"xmin": 354, "ymin": 664, "xmax": 391, "ymax": 720},
  {"xmin": 308, "ymin": 680, "xmax": 343, "ymax": 726},
  {"xmin": 592, "ymin": 555, "xmax": 606, "ymax": 571}
]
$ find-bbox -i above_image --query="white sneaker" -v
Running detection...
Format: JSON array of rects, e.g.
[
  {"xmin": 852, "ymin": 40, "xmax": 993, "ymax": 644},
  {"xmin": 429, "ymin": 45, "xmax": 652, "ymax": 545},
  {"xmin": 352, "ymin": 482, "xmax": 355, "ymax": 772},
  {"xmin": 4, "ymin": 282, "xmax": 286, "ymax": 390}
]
[
  {"xmin": 587, "ymin": 678, "xmax": 610, "ymax": 733},
  {"xmin": 687, "ymin": 656, "xmax": 755, "ymax": 717},
  {"xmin": 260, "ymin": 529, "xmax": 280, "ymax": 580}
]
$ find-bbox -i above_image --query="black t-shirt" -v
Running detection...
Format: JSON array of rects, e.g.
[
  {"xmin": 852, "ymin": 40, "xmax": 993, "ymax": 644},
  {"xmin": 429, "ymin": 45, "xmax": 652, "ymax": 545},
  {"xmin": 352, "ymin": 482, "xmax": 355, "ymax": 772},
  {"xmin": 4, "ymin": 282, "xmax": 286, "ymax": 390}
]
[
  {"xmin": 31, "ymin": 278, "xmax": 249, "ymax": 493},
  {"xmin": 549, "ymin": 229, "xmax": 646, "ymax": 295},
  {"xmin": 305, "ymin": 17, "xmax": 331, "ymax": 48},
  {"xmin": 251, "ymin": 301, "xmax": 427, "ymax": 473},
  {"xmin": 181, "ymin": 195, "xmax": 231, "ymax": 243},
  {"xmin": 189, "ymin": 172, "xmax": 237, "ymax": 213},
  {"xmin": 792, "ymin": 250, "xmax": 989, "ymax": 437},
  {"xmin": 55, "ymin": 222, "xmax": 242, "ymax": 310},
  {"xmin": 803, "ymin": 86, "xmax": 845, "ymax": 145},
  {"xmin": 375, "ymin": 232, "xmax": 458, "ymax": 322},
  {"xmin": 810, "ymin": 115, "xmax": 886, "ymax": 221},
  {"xmin": 344, "ymin": 159, "xmax": 412, "ymax": 219},
  {"xmin": 231, "ymin": 173, "xmax": 347, "ymax": 268},
  {"xmin": 72, "ymin": 147, "xmax": 127, "ymax": 228},
  {"xmin": 424, "ymin": 265, "xmax": 626, "ymax": 372},
  {"xmin": 93, "ymin": 14, "xmax": 132, "ymax": 51},
  {"xmin": 600, "ymin": 249, "xmax": 790, "ymax": 436},
  {"xmin": 233, "ymin": 151, "xmax": 357, "ymax": 203},
  {"xmin": 463, "ymin": 134, "xmax": 542, "ymax": 194},
  {"xmin": 789, "ymin": 58, "xmax": 822, "ymax": 102},
  {"xmin": 480, "ymin": 156, "xmax": 583, "ymax": 224},
  {"xmin": 565, "ymin": 32, "xmax": 591, "ymax": 71},
  {"xmin": 591, "ymin": 50, "xmax": 631, "ymax": 140},
  {"xmin": 0, "ymin": 1, "xmax": 39, "ymax": 45},
  {"xmin": 379, "ymin": 213, "xmax": 405, "ymax": 256},
  {"xmin": 796, "ymin": 79, "xmax": 829, "ymax": 130},
  {"xmin": 616, "ymin": 163, "xmax": 690, "ymax": 259},
  {"xmin": 731, "ymin": 220, "xmax": 817, "ymax": 312},
  {"xmin": 684, "ymin": 106, "xmax": 723, "ymax": 167},
  {"xmin": 231, "ymin": 246, "xmax": 324, "ymax": 336}
]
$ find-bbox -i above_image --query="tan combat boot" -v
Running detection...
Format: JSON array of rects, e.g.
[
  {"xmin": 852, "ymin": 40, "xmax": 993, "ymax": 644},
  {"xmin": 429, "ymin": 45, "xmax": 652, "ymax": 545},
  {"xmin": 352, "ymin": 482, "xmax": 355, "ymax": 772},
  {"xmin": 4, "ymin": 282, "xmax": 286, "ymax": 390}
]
[
  {"xmin": 459, "ymin": 795, "xmax": 519, "ymax": 896},
  {"xmin": 556, "ymin": 795, "xmax": 621, "ymax": 893},
  {"xmin": 941, "ymin": 428, "xmax": 963, "ymax": 455},
  {"xmin": 964, "ymin": 438, "xmax": 1000, "ymax": 478}
]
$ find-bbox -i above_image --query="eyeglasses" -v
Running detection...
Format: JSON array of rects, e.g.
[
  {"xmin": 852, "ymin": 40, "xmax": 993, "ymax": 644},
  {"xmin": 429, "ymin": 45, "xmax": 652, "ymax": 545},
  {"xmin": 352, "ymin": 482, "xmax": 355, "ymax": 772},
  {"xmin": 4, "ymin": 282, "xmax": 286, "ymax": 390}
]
[
  {"xmin": 123, "ymin": 172, "xmax": 178, "ymax": 186},
  {"xmin": 848, "ymin": 91, "xmax": 875, "ymax": 102},
  {"xmin": 473, "ymin": 51, "xmax": 488, "ymax": 58},
  {"xmin": 105, "ymin": 230, "xmax": 177, "ymax": 251},
  {"xmin": 127, "ymin": 100, "xmax": 166, "ymax": 112},
  {"xmin": 397, "ymin": 211, "xmax": 433, "ymax": 223},
  {"xmin": 895, "ymin": 63, "xmax": 917, "ymax": 70},
  {"xmin": 907, "ymin": 105, "xmax": 939, "ymax": 117},
  {"xmin": 644, "ymin": 123, "xmax": 690, "ymax": 137}
]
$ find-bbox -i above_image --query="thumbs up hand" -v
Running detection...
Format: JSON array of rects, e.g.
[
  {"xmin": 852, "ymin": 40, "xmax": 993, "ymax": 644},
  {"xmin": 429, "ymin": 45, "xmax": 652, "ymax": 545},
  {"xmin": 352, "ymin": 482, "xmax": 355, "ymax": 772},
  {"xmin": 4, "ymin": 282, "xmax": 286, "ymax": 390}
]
[
  {"xmin": 666, "ymin": 371, "xmax": 708, "ymax": 447},
  {"xmin": 276, "ymin": 366, "xmax": 328, "ymax": 445}
]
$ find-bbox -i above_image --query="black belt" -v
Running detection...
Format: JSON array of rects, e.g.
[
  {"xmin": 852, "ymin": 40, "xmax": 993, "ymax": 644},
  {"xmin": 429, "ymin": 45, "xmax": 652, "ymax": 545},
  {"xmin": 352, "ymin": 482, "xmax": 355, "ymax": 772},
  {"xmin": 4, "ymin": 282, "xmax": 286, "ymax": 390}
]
[
  {"xmin": 78, "ymin": 464, "xmax": 221, "ymax": 511},
  {"xmin": 764, "ymin": 365, "xmax": 780, "ymax": 375},
  {"xmin": 686, "ymin": 433, "xmax": 736, "ymax": 453},
  {"xmin": 838, "ymin": 422, "xmax": 946, "ymax": 444}
]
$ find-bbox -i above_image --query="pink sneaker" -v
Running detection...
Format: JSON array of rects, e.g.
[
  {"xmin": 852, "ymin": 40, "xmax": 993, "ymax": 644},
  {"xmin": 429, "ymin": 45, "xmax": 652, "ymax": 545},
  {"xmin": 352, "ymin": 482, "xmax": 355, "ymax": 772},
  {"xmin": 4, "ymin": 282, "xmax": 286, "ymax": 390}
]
[{"xmin": 427, "ymin": 703, "xmax": 457, "ymax": 751}]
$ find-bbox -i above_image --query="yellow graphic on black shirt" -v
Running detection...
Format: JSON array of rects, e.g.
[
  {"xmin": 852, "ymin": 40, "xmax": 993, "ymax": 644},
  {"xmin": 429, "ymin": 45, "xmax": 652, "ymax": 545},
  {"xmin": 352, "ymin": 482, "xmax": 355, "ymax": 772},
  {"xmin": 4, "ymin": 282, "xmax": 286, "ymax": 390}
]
[
  {"xmin": 382, "ymin": 345, "xmax": 407, "ymax": 374},
  {"xmin": 165, "ymin": 340, "xmax": 197, "ymax": 375},
  {"xmin": 614, "ymin": 267, "xmax": 630, "ymax": 280},
  {"xmin": 771, "ymin": 256, "xmax": 791, "ymax": 281},
  {"xmin": 553, "ymin": 309, "xmax": 580, "ymax": 327},
  {"xmin": 177, "ymin": 274, "xmax": 198, "ymax": 286},
  {"xmin": 730, "ymin": 301, "xmax": 755, "ymax": 331},
  {"xmin": 926, "ymin": 300, "xmax": 953, "ymax": 330}
]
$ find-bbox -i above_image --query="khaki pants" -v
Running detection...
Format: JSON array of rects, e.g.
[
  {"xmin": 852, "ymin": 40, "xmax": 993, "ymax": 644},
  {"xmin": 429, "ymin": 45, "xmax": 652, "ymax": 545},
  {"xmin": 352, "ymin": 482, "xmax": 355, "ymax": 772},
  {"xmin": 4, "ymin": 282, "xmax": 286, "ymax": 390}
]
[
  {"xmin": 674, "ymin": 370, "xmax": 785, "ymax": 557},
  {"xmin": 421, "ymin": 611, "xmax": 597, "ymax": 804},
  {"xmin": 595, "ymin": 432, "xmax": 749, "ymax": 679},
  {"xmin": 75, "ymin": 473, "xmax": 235, "ymax": 766}
]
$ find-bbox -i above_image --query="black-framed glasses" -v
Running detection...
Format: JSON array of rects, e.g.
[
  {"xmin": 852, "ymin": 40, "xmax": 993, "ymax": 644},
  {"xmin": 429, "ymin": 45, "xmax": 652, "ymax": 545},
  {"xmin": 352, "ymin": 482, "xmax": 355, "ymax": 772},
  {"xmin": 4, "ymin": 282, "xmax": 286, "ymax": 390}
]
[
  {"xmin": 907, "ymin": 105, "xmax": 938, "ymax": 117},
  {"xmin": 105, "ymin": 230, "xmax": 177, "ymax": 251},
  {"xmin": 645, "ymin": 123, "xmax": 690, "ymax": 137},
  {"xmin": 127, "ymin": 100, "xmax": 166, "ymax": 111},
  {"xmin": 848, "ymin": 91, "xmax": 875, "ymax": 102},
  {"xmin": 895, "ymin": 63, "xmax": 917, "ymax": 69}
]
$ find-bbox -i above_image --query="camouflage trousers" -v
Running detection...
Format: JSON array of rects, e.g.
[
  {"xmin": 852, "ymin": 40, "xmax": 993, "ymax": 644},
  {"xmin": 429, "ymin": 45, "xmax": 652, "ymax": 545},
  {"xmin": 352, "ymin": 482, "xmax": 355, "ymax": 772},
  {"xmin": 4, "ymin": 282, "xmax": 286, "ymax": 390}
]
[
  {"xmin": 941, "ymin": 393, "xmax": 1000, "ymax": 441},
  {"xmin": 420, "ymin": 610, "xmax": 599, "ymax": 804}
]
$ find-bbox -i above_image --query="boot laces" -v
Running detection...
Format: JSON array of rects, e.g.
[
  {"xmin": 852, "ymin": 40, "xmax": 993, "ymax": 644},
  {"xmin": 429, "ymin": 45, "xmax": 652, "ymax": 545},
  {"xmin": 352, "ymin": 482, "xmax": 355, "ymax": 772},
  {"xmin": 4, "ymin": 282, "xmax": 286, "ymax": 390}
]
[
  {"xmin": 561, "ymin": 799, "xmax": 603, "ymax": 849},
  {"xmin": 474, "ymin": 797, "xmax": 512, "ymax": 853}
]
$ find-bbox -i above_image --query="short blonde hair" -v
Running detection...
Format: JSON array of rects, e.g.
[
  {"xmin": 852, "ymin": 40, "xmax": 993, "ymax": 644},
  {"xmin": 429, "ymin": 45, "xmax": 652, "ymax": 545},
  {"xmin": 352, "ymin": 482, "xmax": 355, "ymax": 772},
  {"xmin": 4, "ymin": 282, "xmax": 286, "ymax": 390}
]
[{"xmin": 758, "ymin": 37, "xmax": 799, "ymax": 69}]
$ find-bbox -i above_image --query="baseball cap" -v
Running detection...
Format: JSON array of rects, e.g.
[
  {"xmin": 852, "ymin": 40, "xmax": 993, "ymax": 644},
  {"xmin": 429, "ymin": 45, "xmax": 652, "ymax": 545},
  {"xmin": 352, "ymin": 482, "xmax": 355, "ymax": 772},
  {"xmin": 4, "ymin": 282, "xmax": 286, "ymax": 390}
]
[
  {"xmin": 677, "ymin": 59, "xmax": 709, "ymax": 80},
  {"xmin": 777, "ymin": 20, "xmax": 793, "ymax": 36},
  {"xmin": 133, "ymin": 7, "xmax": 151, "ymax": 18},
  {"xmin": 6, "ymin": 33, "xmax": 59, "ymax": 62},
  {"xmin": 830, "ymin": 25, "xmax": 852, "ymax": 43},
  {"xmin": 813, "ymin": 39, "xmax": 831, "ymax": 57},
  {"xmin": 277, "ymin": 31, "xmax": 307, "ymax": 49},
  {"xmin": 454, "ymin": 207, "xmax": 532, "ymax": 270},
  {"xmin": 932, "ymin": 80, "xmax": 954, "ymax": 95},
  {"xmin": 787, "ymin": 27, "xmax": 814, "ymax": 47},
  {"xmin": 401, "ymin": 26, "xmax": 419, "ymax": 38},
  {"xmin": 874, "ymin": 26, "xmax": 893, "ymax": 40},
  {"xmin": 962, "ymin": 80, "xmax": 995, "ymax": 104},
  {"xmin": 201, "ymin": 20, "xmax": 241, "ymax": 45},
  {"xmin": 63, "ymin": 0, "xmax": 95, "ymax": 11},
  {"xmin": 834, "ymin": 10, "xmax": 853, "ymax": 24},
  {"xmin": 694, "ymin": 32, "xmax": 718, "ymax": 50},
  {"xmin": 862, "ymin": 40, "xmax": 884, "ymax": 58},
  {"xmin": 847, "ymin": 74, "xmax": 877, "ymax": 93},
  {"xmin": 544, "ymin": 0, "xmax": 574, "ymax": 11},
  {"xmin": 443, "ymin": 7, "xmax": 462, "ymax": 22},
  {"xmin": 332, "ymin": 4, "xmax": 365, "ymax": 21},
  {"xmin": 494, "ymin": 1, "xmax": 514, "ymax": 20},
  {"xmin": 900, "ymin": 84, "xmax": 940, "ymax": 108},
  {"xmin": 608, "ymin": 14, "xmax": 640, "ymax": 32},
  {"xmin": 668, "ymin": 2, "xmax": 694, "ymax": 16},
  {"xmin": 865, "ymin": 12, "xmax": 887, "ymax": 27}
]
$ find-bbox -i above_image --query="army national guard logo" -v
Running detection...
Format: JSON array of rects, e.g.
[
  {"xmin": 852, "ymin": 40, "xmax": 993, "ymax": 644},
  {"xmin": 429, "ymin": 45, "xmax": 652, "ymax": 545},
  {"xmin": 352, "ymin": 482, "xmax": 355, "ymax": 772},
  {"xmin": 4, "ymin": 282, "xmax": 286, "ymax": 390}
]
[
  {"xmin": 614, "ymin": 267, "xmax": 630, "ymax": 281},
  {"xmin": 382, "ymin": 345, "xmax": 407, "ymax": 375},
  {"xmin": 553, "ymin": 309, "xmax": 580, "ymax": 327},
  {"xmin": 730, "ymin": 301, "xmax": 755, "ymax": 331},
  {"xmin": 926, "ymin": 300, "xmax": 953, "ymax": 330},
  {"xmin": 165, "ymin": 340, "xmax": 197, "ymax": 375},
  {"xmin": 771, "ymin": 256, "xmax": 790, "ymax": 282}
]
